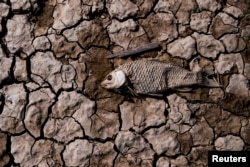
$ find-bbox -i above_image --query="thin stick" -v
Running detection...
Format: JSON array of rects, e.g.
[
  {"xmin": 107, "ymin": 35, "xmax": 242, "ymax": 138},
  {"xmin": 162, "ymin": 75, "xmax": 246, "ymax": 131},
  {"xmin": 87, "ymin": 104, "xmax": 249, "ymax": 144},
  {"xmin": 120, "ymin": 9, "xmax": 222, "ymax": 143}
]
[{"xmin": 106, "ymin": 42, "xmax": 161, "ymax": 59}]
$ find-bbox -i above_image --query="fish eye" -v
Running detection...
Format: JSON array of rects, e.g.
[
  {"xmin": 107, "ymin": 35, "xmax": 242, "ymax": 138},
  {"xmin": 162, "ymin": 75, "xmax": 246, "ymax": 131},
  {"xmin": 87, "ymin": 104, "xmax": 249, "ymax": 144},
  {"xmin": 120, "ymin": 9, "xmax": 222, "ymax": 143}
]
[{"xmin": 107, "ymin": 75, "xmax": 112, "ymax": 81}]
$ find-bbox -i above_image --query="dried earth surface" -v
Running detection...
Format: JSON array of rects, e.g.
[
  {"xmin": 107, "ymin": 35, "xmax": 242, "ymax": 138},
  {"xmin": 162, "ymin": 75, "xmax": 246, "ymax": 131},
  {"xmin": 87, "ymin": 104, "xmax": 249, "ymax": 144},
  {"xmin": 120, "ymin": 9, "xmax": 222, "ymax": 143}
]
[{"xmin": 0, "ymin": 0, "xmax": 250, "ymax": 166}]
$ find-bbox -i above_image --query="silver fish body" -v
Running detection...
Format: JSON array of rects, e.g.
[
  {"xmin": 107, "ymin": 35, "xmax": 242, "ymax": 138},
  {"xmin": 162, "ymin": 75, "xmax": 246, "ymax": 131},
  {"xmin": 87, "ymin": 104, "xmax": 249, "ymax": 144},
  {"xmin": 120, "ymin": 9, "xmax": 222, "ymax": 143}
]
[{"xmin": 101, "ymin": 60, "xmax": 219, "ymax": 95}]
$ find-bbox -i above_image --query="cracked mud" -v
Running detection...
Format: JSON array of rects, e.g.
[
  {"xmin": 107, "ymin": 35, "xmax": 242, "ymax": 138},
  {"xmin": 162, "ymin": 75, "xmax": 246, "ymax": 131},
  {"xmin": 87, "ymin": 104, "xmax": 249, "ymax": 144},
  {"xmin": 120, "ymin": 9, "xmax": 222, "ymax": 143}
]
[{"xmin": 0, "ymin": 0, "xmax": 250, "ymax": 166}]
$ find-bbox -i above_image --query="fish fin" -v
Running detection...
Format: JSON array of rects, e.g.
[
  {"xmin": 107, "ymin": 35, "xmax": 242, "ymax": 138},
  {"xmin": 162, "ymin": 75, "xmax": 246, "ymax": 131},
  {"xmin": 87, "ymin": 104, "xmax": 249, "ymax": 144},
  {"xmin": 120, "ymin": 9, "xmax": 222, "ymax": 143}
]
[
  {"xmin": 147, "ymin": 93, "xmax": 164, "ymax": 97},
  {"xmin": 174, "ymin": 87, "xmax": 193, "ymax": 92},
  {"xmin": 127, "ymin": 86, "xmax": 141, "ymax": 98},
  {"xmin": 198, "ymin": 70, "xmax": 221, "ymax": 87}
]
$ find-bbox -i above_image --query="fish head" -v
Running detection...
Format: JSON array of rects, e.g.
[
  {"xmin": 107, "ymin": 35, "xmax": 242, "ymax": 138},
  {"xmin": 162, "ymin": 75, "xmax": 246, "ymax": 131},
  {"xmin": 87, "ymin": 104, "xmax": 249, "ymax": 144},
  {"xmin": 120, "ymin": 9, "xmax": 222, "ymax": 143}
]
[{"xmin": 101, "ymin": 70, "xmax": 126, "ymax": 89}]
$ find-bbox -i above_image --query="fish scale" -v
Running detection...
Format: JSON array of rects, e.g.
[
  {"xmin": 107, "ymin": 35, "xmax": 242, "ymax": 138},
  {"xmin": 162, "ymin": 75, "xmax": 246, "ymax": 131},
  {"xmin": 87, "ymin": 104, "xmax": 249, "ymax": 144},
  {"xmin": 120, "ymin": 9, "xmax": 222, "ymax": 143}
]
[{"xmin": 118, "ymin": 60, "xmax": 173, "ymax": 94}]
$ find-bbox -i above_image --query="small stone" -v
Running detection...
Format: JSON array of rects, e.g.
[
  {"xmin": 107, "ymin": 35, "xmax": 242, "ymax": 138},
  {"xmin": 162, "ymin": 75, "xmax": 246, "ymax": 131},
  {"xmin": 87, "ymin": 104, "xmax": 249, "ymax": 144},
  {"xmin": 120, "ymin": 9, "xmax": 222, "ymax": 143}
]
[
  {"xmin": 192, "ymin": 32, "xmax": 225, "ymax": 59},
  {"xmin": 190, "ymin": 11, "xmax": 211, "ymax": 33},
  {"xmin": 33, "ymin": 36, "xmax": 51, "ymax": 51},
  {"xmin": 107, "ymin": 19, "xmax": 146, "ymax": 49},
  {"xmin": 106, "ymin": 0, "xmax": 138, "ymax": 20},
  {"xmin": 48, "ymin": 34, "xmax": 82, "ymax": 59},
  {"xmin": 119, "ymin": 98, "xmax": 166, "ymax": 132},
  {"xmin": 223, "ymin": 6, "xmax": 244, "ymax": 18},
  {"xmin": 63, "ymin": 139, "xmax": 93, "ymax": 166},
  {"xmin": 139, "ymin": 12, "xmax": 178, "ymax": 43},
  {"xmin": 196, "ymin": 0, "xmax": 221, "ymax": 12},
  {"xmin": 144, "ymin": 126, "xmax": 180, "ymax": 156},
  {"xmin": 156, "ymin": 157, "xmax": 170, "ymax": 167},
  {"xmin": 5, "ymin": 15, "xmax": 34, "ymax": 55},
  {"xmin": 43, "ymin": 117, "xmax": 83, "ymax": 143},
  {"xmin": 220, "ymin": 34, "xmax": 246, "ymax": 53},
  {"xmin": 14, "ymin": 57, "xmax": 28, "ymax": 82},
  {"xmin": 215, "ymin": 53, "xmax": 244, "ymax": 74},
  {"xmin": 115, "ymin": 131, "xmax": 154, "ymax": 161},
  {"xmin": 0, "ymin": 84, "xmax": 26, "ymax": 134},
  {"xmin": 226, "ymin": 74, "xmax": 249, "ymax": 97},
  {"xmin": 24, "ymin": 88, "xmax": 55, "ymax": 138},
  {"xmin": 63, "ymin": 20, "xmax": 109, "ymax": 49},
  {"xmin": 215, "ymin": 135, "xmax": 245, "ymax": 151},
  {"xmin": 167, "ymin": 36, "xmax": 196, "ymax": 60},
  {"xmin": 210, "ymin": 16, "xmax": 238, "ymax": 39},
  {"xmin": 190, "ymin": 117, "xmax": 214, "ymax": 145},
  {"xmin": 0, "ymin": 47, "xmax": 12, "ymax": 85},
  {"xmin": 11, "ymin": 133, "xmax": 35, "ymax": 165},
  {"xmin": 52, "ymin": 0, "xmax": 83, "ymax": 31}
]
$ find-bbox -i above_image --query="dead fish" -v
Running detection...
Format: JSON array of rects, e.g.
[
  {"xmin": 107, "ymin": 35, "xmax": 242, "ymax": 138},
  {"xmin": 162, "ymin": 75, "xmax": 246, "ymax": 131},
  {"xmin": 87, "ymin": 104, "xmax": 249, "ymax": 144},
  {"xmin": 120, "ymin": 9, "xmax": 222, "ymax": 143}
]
[{"xmin": 101, "ymin": 60, "xmax": 220, "ymax": 96}]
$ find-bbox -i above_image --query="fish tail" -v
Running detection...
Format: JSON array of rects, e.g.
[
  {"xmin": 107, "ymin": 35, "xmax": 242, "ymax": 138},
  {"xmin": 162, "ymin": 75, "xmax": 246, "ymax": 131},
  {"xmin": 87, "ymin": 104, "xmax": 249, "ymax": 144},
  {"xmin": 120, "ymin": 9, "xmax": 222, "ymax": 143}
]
[{"xmin": 198, "ymin": 70, "xmax": 221, "ymax": 87}]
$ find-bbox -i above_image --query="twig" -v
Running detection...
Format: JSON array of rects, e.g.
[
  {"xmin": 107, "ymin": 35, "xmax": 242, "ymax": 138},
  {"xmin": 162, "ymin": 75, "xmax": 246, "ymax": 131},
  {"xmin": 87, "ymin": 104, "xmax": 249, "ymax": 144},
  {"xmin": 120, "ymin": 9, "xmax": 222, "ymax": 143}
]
[{"xmin": 106, "ymin": 42, "xmax": 161, "ymax": 59}]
